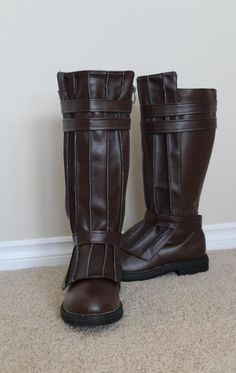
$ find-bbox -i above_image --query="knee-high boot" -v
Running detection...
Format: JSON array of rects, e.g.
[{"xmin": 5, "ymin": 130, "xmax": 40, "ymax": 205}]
[
  {"xmin": 57, "ymin": 70, "xmax": 134, "ymax": 324},
  {"xmin": 120, "ymin": 71, "xmax": 216, "ymax": 281}
]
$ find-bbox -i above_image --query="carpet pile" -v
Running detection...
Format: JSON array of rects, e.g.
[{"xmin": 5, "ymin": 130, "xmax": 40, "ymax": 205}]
[{"xmin": 1, "ymin": 249, "xmax": 236, "ymax": 372}]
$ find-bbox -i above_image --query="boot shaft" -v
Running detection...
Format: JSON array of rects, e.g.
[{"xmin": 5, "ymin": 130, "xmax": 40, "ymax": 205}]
[
  {"xmin": 57, "ymin": 70, "xmax": 134, "ymax": 288},
  {"xmin": 58, "ymin": 70, "xmax": 134, "ymax": 232},
  {"xmin": 137, "ymin": 72, "xmax": 217, "ymax": 217}
]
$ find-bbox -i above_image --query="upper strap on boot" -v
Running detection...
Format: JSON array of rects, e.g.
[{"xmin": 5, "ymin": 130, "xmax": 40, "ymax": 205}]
[
  {"xmin": 144, "ymin": 210, "xmax": 202, "ymax": 229},
  {"xmin": 141, "ymin": 101, "xmax": 217, "ymax": 117},
  {"xmin": 61, "ymin": 98, "xmax": 133, "ymax": 132},
  {"xmin": 142, "ymin": 118, "xmax": 216, "ymax": 133},
  {"xmin": 61, "ymin": 98, "xmax": 132, "ymax": 114},
  {"xmin": 140, "ymin": 97, "xmax": 217, "ymax": 134}
]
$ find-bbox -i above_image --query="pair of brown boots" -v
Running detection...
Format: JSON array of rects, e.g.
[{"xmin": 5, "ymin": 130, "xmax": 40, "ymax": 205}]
[{"xmin": 57, "ymin": 70, "xmax": 217, "ymax": 326}]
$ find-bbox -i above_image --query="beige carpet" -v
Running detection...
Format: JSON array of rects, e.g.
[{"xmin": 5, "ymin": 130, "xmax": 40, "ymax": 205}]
[{"xmin": 1, "ymin": 250, "xmax": 236, "ymax": 373}]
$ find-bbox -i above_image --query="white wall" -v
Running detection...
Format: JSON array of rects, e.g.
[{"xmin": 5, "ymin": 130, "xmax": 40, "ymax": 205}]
[{"xmin": 0, "ymin": 0, "xmax": 235, "ymax": 241}]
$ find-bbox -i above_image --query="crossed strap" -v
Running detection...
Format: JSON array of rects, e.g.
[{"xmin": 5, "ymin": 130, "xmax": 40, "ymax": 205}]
[{"xmin": 62, "ymin": 231, "xmax": 122, "ymax": 289}]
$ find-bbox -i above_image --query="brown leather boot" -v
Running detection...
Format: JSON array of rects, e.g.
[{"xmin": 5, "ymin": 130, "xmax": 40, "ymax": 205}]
[
  {"xmin": 57, "ymin": 70, "xmax": 134, "ymax": 325},
  {"xmin": 120, "ymin": 71, "xmax": 217, "ymax": 281}
]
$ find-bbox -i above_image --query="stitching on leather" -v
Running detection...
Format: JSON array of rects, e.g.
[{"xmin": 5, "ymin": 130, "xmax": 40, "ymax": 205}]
[
  {"xmin": 148, "ymin": 227, "xmax": 174, "ymax": 259},
  {"xmin": 162, "ymin": 73, "xmax": 167, "ymax": 103},
  {"xmin": 72, "ymin": 73, "xmax": 77, "ymax": 96},
  {"xmin": 146, "ymin": 75, "xmax": 152, "ymax": 104},
  {"xmin": 121, "ymin": 220, "xmax": 144, "ymax": 246},
  {"xmin": 128, "ymin": 224, "xmax": 156, "ymax": 248},
  {"xmin": 142, "ymin": 133, "xmax": 148, "ymax": 208},
  {"xmin": 120, "ymin": 246, "xmax": 149, "ymax": 262},
  {"xmin": 87, "ymin": 242, "xmax": 93, "ymax": 277},
  {"xmin": 106, "ymin": 132, "xmax": 110, "ymax": 231},
  {"xmin": 88, "ymin": 72, "xmax": 91, "ymax": 99},
  {"xmin": 65, "ymin": 134, "xmax": 71, "ymax": 222},
  {"xmin": 102, "ymin": 243, "xmax": 108, "ymax": 277},
  {"xmin": 62, "ymin": 73, "xmax": 68, "ymax": 100},
  {"xmin": 105, "ymin": 72, "xmax": 108, "ymax": 121},
  {"xmin": 153, "ymin": 134, "xmax": 158, "ymax": 213},
  {"xmin": 74, "ymin": 132, "xmax": 78, "ymax": 229},
  {"xmin": 148, "ymin": 225, "xmax": 170, "ymax": 247},
  {"xmin": 119, "ymin": 72, "xmax": 124, "ymax": 100},
  {"xmin": 118, "ymin": 131, "xmax": 124, "ymax": 231},
  {"xmin": 88, "ymin": 132, "xmax": 92, "ymax": 230},
  {"xmin": 166, "ymin": 134, "xmax": 173, "ymax": 215},
  {"xmin": 88, "ymin": 73, "xmax": 92, "ymax": 266},
  {"xmin": 105, "ymin": 72, "xmax": 109, "ymax": 100},
  {"xmin": 113, "ymin": 244, "xmax": 117, "ymax": 282},
  {"xmin": 73, "ymin": 245, "xmax": 80, "ymax": 280},
  {"xmin": 164, "ymin": 74, "xmax": 171, "ymax": 215},
  {"xmin": 178, "ymin": 132, "xmax": 183, "ymax": 215},
  {"xmin": 63, "ymin": 246, "xmax": 75, "ymax": 286}
]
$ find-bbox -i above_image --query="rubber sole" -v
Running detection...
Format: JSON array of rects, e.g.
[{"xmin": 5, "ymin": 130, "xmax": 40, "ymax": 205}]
[
  {"xmin": 60, "ymin": 303, "xmax": 123, "ymax": 327},
  {"xmin": 121, "ymin": 254, "xmax": 209, "ymax": 282}
]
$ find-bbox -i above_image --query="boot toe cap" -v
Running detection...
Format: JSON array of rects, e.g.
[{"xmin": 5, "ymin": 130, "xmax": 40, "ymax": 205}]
[{"xmin": 63, "ymin": 278, "xmax": 120, "ymax": 315}]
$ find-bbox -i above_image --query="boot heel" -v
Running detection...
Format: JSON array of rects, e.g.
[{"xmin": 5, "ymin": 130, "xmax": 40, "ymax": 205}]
[{"xmin": 176, "ymin": 254, "xmax": 209, "ymax": 276}]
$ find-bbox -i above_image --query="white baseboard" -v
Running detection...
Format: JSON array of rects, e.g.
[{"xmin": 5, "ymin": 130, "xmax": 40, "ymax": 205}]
[{"xmin": 0, "ymin": 222, "xmax": 236, "ymax": 271}]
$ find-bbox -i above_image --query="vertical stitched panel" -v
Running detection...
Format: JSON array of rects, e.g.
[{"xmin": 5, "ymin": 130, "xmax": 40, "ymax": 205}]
[
  {"xmin": 67, "ymin": 133, "xmax": 76, "ymax": 232},
  {"xmin": 166, "ymin": 133, "xmax": 182, "ymax": 216},
  {"xmin": 153, "ymin": 134, "xmax": 158, "ymax": 213},
  {"xmin": 63, "ymin": 132, "xmax": 70, "ymax": 219},
  {"xmin": 90, "ymin": 131, "xmax": 107, "ymax": 230},
  {"xmin": 107, "ymin": 72, "xmax": 123, "ymax": 99},
  {"xmin": 118, "ymin": 130, "xmax": 124, "ymax": 231},
  {"xmin": 154, "ymin": 134, "xmax": 171, "ymax": 215},
  {"xmin": 106, "ymin": 132, "xmax": 110, "ymax": 231},
  {"xmin": 75, "ymin": 243, "xmax": 93, "ymax": 279},
  {"xmin": 142, "ymin": 133, "xmax": 154, "ymax": 211},
  {"xmin": 119, "ymin": 130, "xmax": 130, "ymax": 226},
  {"xmin": 76, "ymin": 132, "xmax": 90, "ymax": 231},
  {"xmin": 74, "ymin": 132, "xmax": 78, "ymax": 229},
  {"xmin": 88, "ymin": 72, "xmax": 106, "ymax": 98},
  {"xmin": 108, "ymin": 131, "xmax": 122, "ymax": 231},
  {"xmin": 103, "ymin": 243, "xmax": 115, "ymax": 279},
  {"xmin": 163, "ymin": 72, "xmax": 178, "ymax": 216}
]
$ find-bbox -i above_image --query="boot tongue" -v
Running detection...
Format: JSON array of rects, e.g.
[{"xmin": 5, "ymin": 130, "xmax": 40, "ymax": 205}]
[
  {"xmin": 57, "ymin": 70, "xmax": 134, "ymax": 101},
  {"xmin": 137, "ymin": 71, "xmax": 177, "ymax": 105}
]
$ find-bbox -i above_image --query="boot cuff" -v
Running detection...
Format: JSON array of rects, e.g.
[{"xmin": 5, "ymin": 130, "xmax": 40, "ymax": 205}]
[
  {"xmin": 137, "ymin": 71, "xmax": 216, "ymax": 105},
  {"xmin": 57, "ymin": 70, "xmax": 134, "ymax": 101}
]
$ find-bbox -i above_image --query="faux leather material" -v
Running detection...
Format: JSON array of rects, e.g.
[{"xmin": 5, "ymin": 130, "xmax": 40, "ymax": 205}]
[
  {"xmin": 141, "ymin": 101, "xmax": 217, "ymax": 117},
  {"xmin": 61, "ymin": 98, "xmax": 132, "ymax": 113},
  {"xmin": 144, "ymin": 211, "xmax": 202, "ymax": 229},
  {"xmin": 142, "ymin": 118, "xmax": 216, "ymax": 133},
  {"xmin": 72, "ymin": 231, "xmax": 121, "ymax": 246},
  {"xmin": 121, "ymin": 71, "xmax": 216, "ymax": 273},
  {"xmin": 57, "ymin": 70, "xmax": 134, "ymax": 313},
  {"xmin": 63, "ymin": 118, "xmax": 131, "ymax": 132}
]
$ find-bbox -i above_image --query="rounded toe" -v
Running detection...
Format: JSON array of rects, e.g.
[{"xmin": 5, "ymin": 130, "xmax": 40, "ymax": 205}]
[{"xmin": 63, "ymin": 278, "xmax": 120, "ymax": 316}]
